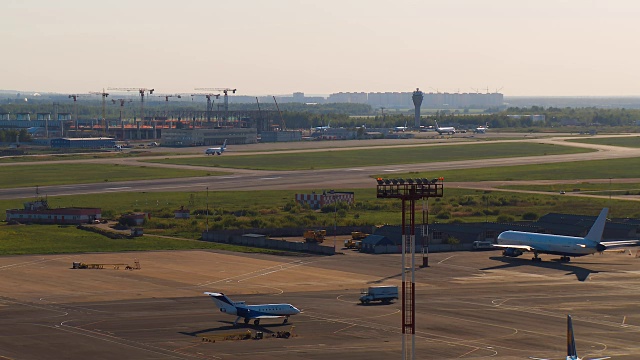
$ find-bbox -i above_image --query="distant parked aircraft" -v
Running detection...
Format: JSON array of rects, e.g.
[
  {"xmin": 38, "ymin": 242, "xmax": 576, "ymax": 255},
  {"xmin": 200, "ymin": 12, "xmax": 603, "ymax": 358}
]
[
  {"xmin": 393, "ymin": 121, "xmax": 409, "ymax": 132},
  {"xmin": 434, "ymin": 120, "xmax": 456, "ymax": 134},
  {"xmin": 494, "ymin": 208, "xmax": 639, "ymax": 262},
  {"xmin": 530, "ymin": 315, "xmax": 610, "ymax": 360},
  {"xmin": 205, "ymin": 292, "xmax": 301, "ymax": 326},
  {"xmin": 205, "ymin": 139, "xmax": 227, "ymax": 155},
  {"xmin": 314, "ymin": 121, "xmax": 331, "ymax": 131}
]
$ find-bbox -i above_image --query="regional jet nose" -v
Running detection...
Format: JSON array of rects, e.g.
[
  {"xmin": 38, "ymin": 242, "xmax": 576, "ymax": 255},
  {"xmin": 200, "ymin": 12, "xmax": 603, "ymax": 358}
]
[{"xmin": 292, "ymin": 305, "xmax": 301, "ymax": 314}]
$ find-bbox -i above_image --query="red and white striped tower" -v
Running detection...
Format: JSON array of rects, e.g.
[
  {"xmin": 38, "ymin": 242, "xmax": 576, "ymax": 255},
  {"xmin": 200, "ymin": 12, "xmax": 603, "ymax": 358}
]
[{"xmin": 376, "ymin": 177, "xmax": 443, "ymax": 360}]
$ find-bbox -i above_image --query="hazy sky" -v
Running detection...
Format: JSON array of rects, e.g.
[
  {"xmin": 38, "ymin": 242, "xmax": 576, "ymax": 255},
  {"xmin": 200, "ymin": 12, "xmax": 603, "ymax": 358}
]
[{"xmin": 3, "ymin": 0, "xmax": 640, "ymax": 96}]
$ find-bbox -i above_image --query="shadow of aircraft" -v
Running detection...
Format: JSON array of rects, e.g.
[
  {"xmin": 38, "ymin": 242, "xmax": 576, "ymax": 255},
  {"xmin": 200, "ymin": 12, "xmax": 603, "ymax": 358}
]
[
  {"xmin": 481, "ymin": 256, "xmax": 617, "ymax": 282},
  {"xmin": 180, "ymin": 321, "xmax": 289, "ymax": 337}
]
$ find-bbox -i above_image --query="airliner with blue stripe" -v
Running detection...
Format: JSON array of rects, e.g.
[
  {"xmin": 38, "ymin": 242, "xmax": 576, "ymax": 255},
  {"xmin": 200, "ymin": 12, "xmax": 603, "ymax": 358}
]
[{"xmin": 205, "ymin": 292, "xmax": 301, "ymax": 326}]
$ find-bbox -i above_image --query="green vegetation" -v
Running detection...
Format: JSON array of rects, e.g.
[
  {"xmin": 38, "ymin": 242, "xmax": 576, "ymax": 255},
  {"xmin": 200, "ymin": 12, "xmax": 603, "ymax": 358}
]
[
  {"xmin": 0, "ymin": 163, "xmax": 223, "ymax": 188},
  {"xmin": 0, "ymin": 150, "xmax": 176, "ymax": 163},
  {"xmin": 145, "ymin": 143, "xmax": 592, "ymax": 170},
  {"xmin": 393, "ymin": 156, "xmax": 640, "ymax": 182},
  {"xmin": 567, "ymin": 136, "xmax": 640, "ymax": 148},
  {"xmin": 4, "ymin": 186, "xmax": 640, "ymax": 256},
  {"xmin": 0, "ymin": 224, "xmax": 287, "ymax": 255}
]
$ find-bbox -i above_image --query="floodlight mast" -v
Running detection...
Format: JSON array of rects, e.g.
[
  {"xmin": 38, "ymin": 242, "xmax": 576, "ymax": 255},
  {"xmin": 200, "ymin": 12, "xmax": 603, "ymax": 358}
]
[{"xmin": 375, "ymin": 177, "xmax": 444, "ymax": 360}]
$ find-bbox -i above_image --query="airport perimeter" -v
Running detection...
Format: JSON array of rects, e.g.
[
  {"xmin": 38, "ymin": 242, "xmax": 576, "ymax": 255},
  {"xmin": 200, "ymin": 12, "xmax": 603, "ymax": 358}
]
[{"xmin": 1, "ymin": 249, "xmax": 639, "ymax": 359}]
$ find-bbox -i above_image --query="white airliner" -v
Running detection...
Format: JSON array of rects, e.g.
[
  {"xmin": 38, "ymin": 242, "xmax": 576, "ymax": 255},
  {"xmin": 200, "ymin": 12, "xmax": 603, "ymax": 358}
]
[
  {"xmin": 204, "ymin": 139, "xmax": 227, "ymax": 155},
  {"xmin": 394, "ymin": 121, "xmax": 409, "ymax": 132},
  {"xmin": 204, "ymin": 292, "xmax": 301, "ymax": 326},
  {"xmin": 434, "ymin": 120, "xmax": 456, "ymax": 134},
  {"xmin": 314, "ymin": 121, "xmax": 331, "ymax": 131},
  {"xmin": 530, "ymin": 315, "xmax": 610, "ymax": 360},
  {"xmin": 474, "ymin": 123, "xmax": 489, "ymax": 133},
  {"xmin": 495, "ymin": 208, "xmax": 639, "ymax": 262}
]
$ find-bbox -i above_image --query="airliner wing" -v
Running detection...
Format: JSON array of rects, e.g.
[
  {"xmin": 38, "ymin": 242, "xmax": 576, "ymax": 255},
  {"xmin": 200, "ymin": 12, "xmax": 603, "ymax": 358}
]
[
  {"xmin": 493, "ymin": 244, "xmax": 534, "ymax": 252},
  {"xmin": 601, "ymin": 239, "xmax": 640, "ymax": 247}
]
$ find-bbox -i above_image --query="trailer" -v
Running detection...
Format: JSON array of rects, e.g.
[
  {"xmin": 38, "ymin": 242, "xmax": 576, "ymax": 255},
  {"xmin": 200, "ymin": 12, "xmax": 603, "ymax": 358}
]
[{"xmin": 359, "ymin": 285, "xmax": 399, "ymax": 305}]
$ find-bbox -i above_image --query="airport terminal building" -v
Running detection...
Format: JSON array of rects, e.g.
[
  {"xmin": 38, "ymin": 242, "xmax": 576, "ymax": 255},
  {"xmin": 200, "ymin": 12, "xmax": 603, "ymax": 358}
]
[{"xmin": 161, "ymin": 128, "xmax": 257, "ymax": 147}]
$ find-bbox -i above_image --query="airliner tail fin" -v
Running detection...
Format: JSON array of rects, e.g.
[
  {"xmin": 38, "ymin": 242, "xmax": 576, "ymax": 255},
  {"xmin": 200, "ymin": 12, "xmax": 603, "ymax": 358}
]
[{"xmin": 585, "ymin": 208, "xmax": 608, "ymax": 243}]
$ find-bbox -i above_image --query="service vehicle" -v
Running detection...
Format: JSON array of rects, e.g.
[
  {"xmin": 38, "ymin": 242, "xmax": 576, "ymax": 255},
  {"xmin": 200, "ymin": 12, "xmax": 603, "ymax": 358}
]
[{"xmin": 359, "ymin": 285, "xmax": 399, "ymax": 305}]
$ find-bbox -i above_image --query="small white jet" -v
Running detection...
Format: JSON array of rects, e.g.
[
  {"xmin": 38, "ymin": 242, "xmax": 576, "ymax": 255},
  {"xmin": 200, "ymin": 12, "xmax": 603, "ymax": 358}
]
[
  {"xmin": 205, "ymin": 139, "xmax": 227, "ymax": 155},
  {"xmin": 495, "ymin": 208, "xmax": 639, "ymax": 262},
  {"xmin": 530, "ymin": 315, "xmax": 610, "ymax": 360},
  {"xmin": 434, "ymin": 120, "xmax": 456, "ymax": 135},
  {"xmin": 204, "ymin": 292, "xmax": 301, "ymax": 326}
]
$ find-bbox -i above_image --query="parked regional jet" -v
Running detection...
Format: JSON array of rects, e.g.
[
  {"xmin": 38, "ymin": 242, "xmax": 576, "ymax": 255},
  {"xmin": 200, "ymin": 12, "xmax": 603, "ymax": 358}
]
[
  {"xmin": 530, "ymin": 315, "xmax": 610, "ymax": 360},
  {"xmin": 434, "ymin": 120, "xmax": 456, "ymax": 134},
  {"xmin": 495, "ymin": 208, "xmax": 639, "ymax": 262},
  {"xmin": 204, "ymin": 139, "xmax": 227, "ymax": 155},
  {"xmin": 204, "ymin": 292, "xmax": 301, "ymax": 326}
]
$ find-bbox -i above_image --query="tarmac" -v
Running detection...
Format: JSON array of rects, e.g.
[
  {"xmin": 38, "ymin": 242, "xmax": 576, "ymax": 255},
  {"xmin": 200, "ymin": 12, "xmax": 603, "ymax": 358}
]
[{"xmin": 1, "ymin": 248, "xmax": 640, "ymax": 359}]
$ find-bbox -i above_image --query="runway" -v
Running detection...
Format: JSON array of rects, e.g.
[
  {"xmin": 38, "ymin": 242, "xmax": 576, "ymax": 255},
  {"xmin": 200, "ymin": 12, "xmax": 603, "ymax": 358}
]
[
  {"xmin": 1, "ymin": 250, "xmax": 639, "ymax": 359},
  {"xmin": 3, "ymin": 136, "xmax": 640, "ymax": 200}
]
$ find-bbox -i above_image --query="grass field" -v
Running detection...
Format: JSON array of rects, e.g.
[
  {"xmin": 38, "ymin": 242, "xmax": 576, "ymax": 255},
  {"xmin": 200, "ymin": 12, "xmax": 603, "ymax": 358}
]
[
  {"xmin": 0, "ymin": 224, "xmax": 288, "ymax": 255},
  {"xmin": 143, "ymin": 142, "xmax": 592, "ymax": 170},
  {"xmin": 393, "ymin": 156, "xmax": 640, "ymax": 182},
  {"xmin": 0, "ymin": 163, "xmax": 224, "ymax": 188},
  {"xmin": 0, "ymin": 149, "xmax": 176, "ymax": 163},
  {"xmin": 566, "ymin": 135, "xmax": 640, "ymax": 148}
]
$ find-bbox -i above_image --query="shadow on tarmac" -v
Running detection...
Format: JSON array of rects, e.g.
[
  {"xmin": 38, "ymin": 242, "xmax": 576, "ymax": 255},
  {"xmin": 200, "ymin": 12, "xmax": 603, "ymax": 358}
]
[
  {"xmin": 181, "ymin": 321, "xmax": 293, "ymax": 337},
  {"xmin": 481, "ymin": 256, "xmax": 623, "ymax": 282}
]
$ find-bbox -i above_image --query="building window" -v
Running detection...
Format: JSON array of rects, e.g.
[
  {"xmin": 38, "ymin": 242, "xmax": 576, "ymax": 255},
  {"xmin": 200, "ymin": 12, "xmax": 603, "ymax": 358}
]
[{"xmin": 432, "ymin": 231, "xmax": 443, "ymax": 241}]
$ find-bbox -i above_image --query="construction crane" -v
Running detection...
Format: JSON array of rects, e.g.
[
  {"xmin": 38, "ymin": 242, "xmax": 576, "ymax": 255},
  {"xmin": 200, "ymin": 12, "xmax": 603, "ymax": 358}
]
[
  {"xmin": 107, "ymin": 88, "xmax": 154, "ymax": 125},
  {"xmin": 89, "ymin": 89, "xmax": 109, "ymax": 135},
  {"xmin": 273, "ymin": 96, "xmax": 286, "ymax": 131},
  {"xmin": 158, "ymin": 94, "xmax": 182, "ymax": 102},
  {"xmin": 194, "ymin": 88, "xmax": 236, "ymax": 119},
  {"xmin": 191, "ymin": 93, "xmax": 220, "ymax": 123},
  {"xmin": 68, "ymin": 94, "xmax": 89, "ymax": 137},
  {"xmin": 111, "ymin": 98, "xmax": 132, "ymax": 124}
]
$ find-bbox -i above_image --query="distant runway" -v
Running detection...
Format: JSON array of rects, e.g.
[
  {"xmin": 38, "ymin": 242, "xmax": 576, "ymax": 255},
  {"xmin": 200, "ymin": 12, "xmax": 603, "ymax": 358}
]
[{"xmin": 2, "ymin": 135, "xmax": 640, "ymax": 200}]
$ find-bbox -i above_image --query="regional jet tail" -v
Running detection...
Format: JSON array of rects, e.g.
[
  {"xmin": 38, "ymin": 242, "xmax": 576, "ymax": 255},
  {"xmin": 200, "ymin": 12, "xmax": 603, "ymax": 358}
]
[
  {"xmin": 530, "ymin": 315, "xmax": 610, "ymax": 360},
  {"xmin": 205, "ymin": 139, "xmax": 227, "ymax": 155},
  {"xmin": 434, "ymin": 120, "xmax": 456, "ymax": 134},
  {"xmin": 204, "ymin": 292, "xmax": 301, "ymax": 326},
  {"xmin": 495, "ymin": 207, "xmax": 639, "ymax": 262},
  {"xmin": 314, "ymin": 121, "xmax": 331, "ymax": 131}
]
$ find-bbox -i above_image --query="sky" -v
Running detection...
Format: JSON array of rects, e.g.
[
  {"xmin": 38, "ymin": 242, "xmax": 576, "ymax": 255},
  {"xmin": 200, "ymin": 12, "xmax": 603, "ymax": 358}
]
[{"xmin": 3, "ymin": 0, "xmax": 640, "ymax": 97}]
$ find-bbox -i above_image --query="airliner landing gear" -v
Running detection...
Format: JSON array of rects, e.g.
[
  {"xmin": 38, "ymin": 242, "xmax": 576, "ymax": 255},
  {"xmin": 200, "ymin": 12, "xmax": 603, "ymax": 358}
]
[
  {"xmin": 283, "ymin": 316, "xmax": 289, "ymax": 324},
  {"xmin": 532, "ymin": 252, "xmax": 542, "ymax": 262},
  {"xmin": 243, "ymin": 318, "xmax": 249, "ymax": 324},
  {"xmin": 254, "ymin": 319, "xmax": 260, "ymax": 326},
  {"xmin": 560, "ymin": 256, "xmax": 571, "ymax": 262}
]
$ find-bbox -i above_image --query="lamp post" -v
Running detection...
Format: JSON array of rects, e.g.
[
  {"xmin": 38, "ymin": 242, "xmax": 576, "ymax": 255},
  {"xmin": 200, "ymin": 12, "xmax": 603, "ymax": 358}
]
[
  {"xmin": 206, "ymin": 187, "xmax": 209, "ymax": 233},
  {"xmin": 330, "ymin": 190, "xmax": 337, "ymax": 252}
]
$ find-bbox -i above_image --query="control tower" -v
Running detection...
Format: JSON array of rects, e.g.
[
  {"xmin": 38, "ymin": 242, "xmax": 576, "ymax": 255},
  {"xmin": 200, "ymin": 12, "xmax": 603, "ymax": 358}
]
[{"xmin": 412, "ymin": 88, "xmax": 423, "ymax": 128}]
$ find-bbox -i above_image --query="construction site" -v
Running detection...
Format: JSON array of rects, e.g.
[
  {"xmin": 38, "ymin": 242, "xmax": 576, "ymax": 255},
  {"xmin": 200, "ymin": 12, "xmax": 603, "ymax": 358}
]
[{"xmin": 0, "ymin": 87, "xmax": 292, "ymax": 144}]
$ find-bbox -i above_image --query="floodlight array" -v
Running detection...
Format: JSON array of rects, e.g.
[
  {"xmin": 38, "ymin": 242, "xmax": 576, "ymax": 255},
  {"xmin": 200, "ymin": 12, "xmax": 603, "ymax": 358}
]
[{"xmin": 375, "ymin": 177, "xmax": 444, "ymax": 199}]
